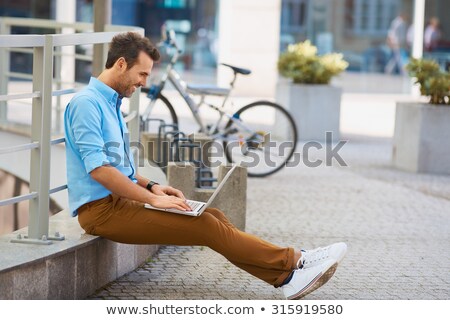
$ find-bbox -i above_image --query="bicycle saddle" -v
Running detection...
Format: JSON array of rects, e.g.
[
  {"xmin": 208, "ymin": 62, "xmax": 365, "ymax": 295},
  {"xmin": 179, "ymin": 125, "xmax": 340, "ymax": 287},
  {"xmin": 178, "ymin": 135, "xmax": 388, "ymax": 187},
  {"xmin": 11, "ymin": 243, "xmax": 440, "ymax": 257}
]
[{"xmin": 221, "ymin": 63, "xmax": 251, "ymax": 75}]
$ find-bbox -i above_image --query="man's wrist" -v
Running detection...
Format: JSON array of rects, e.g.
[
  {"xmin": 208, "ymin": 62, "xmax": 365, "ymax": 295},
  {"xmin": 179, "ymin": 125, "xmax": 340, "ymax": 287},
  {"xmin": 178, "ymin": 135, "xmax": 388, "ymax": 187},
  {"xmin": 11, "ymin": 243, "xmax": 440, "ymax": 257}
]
[{"xmin": 146, "ymin": 180, "xmax": 160, "ymax": 191}]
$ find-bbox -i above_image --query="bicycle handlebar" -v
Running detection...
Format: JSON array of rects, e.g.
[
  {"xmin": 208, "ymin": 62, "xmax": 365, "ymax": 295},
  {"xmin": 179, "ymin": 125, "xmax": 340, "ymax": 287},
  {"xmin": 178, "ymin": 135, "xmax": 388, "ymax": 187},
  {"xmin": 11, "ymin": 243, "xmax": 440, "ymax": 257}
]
[{"xmin": 158, "ymin": 28, "xmax": 182, "ymax": 54}]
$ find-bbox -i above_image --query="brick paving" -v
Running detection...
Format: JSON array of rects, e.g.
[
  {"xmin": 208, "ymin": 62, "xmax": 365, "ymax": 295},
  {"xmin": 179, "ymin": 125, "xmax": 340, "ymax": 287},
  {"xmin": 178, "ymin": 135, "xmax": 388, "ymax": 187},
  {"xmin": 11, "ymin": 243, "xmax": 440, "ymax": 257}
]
[{"xmin": 89, "ymin": 135, "xmax": 450, "ymax": 300}]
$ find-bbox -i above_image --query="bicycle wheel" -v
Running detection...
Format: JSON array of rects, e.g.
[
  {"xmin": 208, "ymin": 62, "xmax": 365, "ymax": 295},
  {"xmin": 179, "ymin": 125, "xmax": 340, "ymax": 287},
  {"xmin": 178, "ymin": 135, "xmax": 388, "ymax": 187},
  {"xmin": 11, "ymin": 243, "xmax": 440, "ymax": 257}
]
[
  {"xmin": 223, "ymin": 101, "xmax": 298, "ymax": 177},
  {"xmin": 142, "ymin": 93, "xmax": 178, "ymax": 134}
]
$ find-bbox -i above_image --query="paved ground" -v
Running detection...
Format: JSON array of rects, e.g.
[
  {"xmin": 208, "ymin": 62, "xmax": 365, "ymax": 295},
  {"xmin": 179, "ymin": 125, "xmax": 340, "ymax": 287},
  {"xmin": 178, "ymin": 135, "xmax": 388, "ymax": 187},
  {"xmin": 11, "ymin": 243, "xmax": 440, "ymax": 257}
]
[{"xmin": 88, "ymin": 134, "xmax": 450, "ymax": 300}]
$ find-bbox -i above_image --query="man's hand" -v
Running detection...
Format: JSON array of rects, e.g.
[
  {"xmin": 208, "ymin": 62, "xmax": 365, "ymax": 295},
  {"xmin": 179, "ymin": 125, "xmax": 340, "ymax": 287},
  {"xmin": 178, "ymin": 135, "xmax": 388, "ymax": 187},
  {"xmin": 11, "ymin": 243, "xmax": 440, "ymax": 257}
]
[
  {"xmin": 149, "ymin": 194, "xmax": 192, "ymax": 211},
  {"xmin": 151, "ymin": 185, "xmax": 186, "ymax": 200},
  {"xmin": 134, "ymin": 174, "xmax": 191, "ymax": 211}
]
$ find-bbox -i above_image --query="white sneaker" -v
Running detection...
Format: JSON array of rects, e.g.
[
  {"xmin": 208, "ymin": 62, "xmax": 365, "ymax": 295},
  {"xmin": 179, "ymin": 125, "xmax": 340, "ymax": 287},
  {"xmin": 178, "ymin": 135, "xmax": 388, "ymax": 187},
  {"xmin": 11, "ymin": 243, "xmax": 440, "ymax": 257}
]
[
  {"xmin": 298, "ymin": 242, "xmax": 347, "ymax": 269},
  {"xmin": 282, "ymin": 258, "xmax": 337, "ymax": 300}
]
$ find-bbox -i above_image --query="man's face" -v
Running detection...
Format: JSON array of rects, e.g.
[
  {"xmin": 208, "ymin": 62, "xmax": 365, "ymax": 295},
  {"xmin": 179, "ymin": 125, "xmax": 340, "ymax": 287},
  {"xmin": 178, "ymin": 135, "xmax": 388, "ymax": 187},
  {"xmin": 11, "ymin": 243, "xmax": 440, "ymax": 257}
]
[{"xmin": 117, "ymin": 51, "xmax": 153, "ymax": 98}]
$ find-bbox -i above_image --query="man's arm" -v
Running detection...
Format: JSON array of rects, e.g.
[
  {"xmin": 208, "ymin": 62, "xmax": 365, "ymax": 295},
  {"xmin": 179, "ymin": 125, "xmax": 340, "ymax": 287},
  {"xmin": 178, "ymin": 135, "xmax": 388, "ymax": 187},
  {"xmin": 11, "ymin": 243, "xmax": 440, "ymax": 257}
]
[
  {"xmin": 135, "ymin": 174, "xmax": 186, "ymax": 200},
  {"xmin": 135, "ymin": 174, "xmax": 150, "ymax": 188},
  {"xmin": 90, "ymin": 166, "xmax": 190, "ymax": 211}
]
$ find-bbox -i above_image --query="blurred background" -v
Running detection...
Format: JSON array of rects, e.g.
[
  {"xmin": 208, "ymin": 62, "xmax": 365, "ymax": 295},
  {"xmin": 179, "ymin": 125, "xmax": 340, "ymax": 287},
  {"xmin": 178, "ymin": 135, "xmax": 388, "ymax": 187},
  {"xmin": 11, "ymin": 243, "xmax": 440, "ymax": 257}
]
[{"xmin": 0, "ymin": 0, "xmax": 448, "ymax": 95}]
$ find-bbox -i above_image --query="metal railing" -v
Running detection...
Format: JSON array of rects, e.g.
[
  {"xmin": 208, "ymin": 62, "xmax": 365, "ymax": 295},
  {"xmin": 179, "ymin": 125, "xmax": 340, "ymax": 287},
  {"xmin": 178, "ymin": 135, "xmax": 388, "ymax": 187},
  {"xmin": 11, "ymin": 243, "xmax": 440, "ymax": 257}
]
[
  {"xmin": 0, "ymin": 17, "xmax": 141, "ymax": 132},
  {"xmin": 0, "ymin": 23, "xmax": 143, "ymax": 244}
]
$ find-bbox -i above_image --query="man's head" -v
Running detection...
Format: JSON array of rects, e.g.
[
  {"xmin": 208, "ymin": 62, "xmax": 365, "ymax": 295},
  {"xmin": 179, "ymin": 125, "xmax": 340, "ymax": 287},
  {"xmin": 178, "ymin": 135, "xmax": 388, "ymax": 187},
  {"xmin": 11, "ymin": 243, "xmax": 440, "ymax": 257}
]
[
  {"xmin": 430, "ymin": 17, "xmax": 440, "ymax": 27},
  {"xmin": 106, "ymin": 32, "xmax": 160, "ymax": 69},
  {"xmin": 103, "ymin": 32, "xmax": 160, "ymax": 97}
]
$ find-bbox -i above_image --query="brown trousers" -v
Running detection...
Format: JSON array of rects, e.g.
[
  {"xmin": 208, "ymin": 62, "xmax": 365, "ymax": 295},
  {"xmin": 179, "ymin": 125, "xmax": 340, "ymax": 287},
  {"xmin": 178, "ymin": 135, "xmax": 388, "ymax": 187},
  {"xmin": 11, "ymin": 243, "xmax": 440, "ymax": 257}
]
[{"xmin": 77, "ymin": 194, "xmax": 295, "ymax": 287}]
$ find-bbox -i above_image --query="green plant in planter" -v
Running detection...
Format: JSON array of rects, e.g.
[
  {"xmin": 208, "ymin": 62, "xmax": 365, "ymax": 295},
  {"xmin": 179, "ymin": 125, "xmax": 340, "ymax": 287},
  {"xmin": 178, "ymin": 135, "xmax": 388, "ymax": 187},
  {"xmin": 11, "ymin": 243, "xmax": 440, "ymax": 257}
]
[
  {"xmin": 406, "ymin": 58, "xmax": 450, "ymax": 105},
  {"xmin": 277, "ymin": 40, "xmax": 348, "ymax": 84}
]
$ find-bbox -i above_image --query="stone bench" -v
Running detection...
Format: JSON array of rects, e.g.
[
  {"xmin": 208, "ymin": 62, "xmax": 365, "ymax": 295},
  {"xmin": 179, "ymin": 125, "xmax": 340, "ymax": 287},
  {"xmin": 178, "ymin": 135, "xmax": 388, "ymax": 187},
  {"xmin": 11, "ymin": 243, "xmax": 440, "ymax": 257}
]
[{"xmin": 0, "ymin": 210, "xmax": 159, "ymax": 299}]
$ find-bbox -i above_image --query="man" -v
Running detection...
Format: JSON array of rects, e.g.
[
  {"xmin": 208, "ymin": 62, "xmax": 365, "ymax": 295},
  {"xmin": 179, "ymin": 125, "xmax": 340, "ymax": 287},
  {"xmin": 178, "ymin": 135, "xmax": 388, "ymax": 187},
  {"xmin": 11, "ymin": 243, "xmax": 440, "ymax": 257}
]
[
  {"xmin": 424, "ymin": 17, "xmax": 441, "ymax": 52},
  {"xmin": 385, "ymin": 14, "xmax": 409, "ymax": 75},
  {"xmin": 64, "ymin": 32, "xmax": 347, "ymax": 299}
]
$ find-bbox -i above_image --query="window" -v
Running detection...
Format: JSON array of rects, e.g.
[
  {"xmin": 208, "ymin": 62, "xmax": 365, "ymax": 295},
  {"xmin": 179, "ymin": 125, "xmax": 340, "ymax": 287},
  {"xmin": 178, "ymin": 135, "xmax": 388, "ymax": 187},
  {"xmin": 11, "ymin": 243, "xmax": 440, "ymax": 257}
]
[
  {"xmin": 281, "ymin": 0, "xmax": 308, "ymax": 34},
  {"xmin": 346, "ymin": 0, "xmax": 400, "ymax": 36}
]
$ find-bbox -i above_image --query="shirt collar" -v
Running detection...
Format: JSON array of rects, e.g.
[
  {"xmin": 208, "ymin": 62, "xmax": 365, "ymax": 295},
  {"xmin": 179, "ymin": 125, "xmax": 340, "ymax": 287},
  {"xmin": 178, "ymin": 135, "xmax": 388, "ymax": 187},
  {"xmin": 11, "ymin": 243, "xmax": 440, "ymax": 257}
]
[{"xmin": 89, "ymin": 77, "xmax": 122, "ymax": 108}]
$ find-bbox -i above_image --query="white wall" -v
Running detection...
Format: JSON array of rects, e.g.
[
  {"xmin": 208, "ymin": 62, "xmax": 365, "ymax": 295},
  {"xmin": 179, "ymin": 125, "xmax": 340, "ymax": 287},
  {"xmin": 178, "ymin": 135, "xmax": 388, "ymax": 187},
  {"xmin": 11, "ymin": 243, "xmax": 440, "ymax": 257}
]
[{"xmin": 217, "ymin": 0, "xmax": 281, "ymax": 98}]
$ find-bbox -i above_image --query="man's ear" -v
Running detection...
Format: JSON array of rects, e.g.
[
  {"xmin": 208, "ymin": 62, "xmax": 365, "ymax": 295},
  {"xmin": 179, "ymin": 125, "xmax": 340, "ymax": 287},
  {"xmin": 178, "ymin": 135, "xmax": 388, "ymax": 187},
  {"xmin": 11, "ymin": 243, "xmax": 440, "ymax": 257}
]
[{"xmin": 115, "ymin": 57, "xmax": 127, "ymax": 71}]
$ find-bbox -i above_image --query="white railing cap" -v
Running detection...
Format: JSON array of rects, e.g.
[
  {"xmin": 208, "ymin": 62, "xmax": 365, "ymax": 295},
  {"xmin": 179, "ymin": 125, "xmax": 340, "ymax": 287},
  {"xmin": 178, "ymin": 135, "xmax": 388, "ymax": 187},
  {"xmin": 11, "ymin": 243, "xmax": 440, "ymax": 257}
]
[{"xmin": 0, "ymin": 35, "xmax": 44, "ymax": 47}]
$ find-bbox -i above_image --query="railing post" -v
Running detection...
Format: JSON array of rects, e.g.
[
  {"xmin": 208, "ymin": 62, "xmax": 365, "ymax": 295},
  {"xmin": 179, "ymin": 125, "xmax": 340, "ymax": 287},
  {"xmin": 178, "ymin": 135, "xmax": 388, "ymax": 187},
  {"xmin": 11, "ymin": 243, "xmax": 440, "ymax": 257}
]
[
  {"xmin": 128, "ymin": 88, "xmax": 141, "ymax": 169},
  {"xmin": 54, "ymin": 28, "xmax": 62, "ymax": 134},
  {"xmin": 0, "ymin": 20, "xmax": 10, "ymax": 124},
  {"xmin": 28, "ymin": 35, "xmax": 53, "ymax": 241}
]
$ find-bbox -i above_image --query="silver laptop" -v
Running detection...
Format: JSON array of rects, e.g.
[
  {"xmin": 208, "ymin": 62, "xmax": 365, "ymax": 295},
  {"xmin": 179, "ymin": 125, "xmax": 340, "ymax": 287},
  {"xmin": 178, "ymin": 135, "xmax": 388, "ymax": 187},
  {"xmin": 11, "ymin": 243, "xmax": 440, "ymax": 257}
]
[{"xmin": 144, "ymin": 165, "xmax": 237, "ymax": 216}]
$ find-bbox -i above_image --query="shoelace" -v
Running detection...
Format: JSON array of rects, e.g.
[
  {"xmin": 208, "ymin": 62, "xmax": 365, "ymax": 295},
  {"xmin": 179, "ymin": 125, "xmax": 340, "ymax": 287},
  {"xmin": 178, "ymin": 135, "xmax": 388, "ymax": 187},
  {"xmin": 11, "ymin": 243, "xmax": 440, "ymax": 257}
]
[{"xmin": 297, "ymin": 247, "xmax": 330, "ymax": 269}]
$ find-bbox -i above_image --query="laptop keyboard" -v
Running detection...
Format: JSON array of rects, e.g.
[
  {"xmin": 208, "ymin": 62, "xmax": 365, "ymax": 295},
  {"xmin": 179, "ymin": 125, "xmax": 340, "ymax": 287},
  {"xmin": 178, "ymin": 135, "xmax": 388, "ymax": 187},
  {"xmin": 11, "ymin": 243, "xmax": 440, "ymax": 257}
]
[{"xmin": 186, "ymin": 200, "xmax": 204, "ymax": 211}]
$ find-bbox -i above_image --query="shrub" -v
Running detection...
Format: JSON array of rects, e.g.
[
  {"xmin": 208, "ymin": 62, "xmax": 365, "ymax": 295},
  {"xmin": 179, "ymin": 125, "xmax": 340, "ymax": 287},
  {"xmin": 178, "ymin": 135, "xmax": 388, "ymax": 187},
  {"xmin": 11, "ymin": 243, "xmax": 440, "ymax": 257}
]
[
  {"xmin": 277, "ymin": 40, "xmax": 348, "ymax": 84},
  {"xmin": 406, "ymin": 58, "xmax": 450, "ymax": 105}
]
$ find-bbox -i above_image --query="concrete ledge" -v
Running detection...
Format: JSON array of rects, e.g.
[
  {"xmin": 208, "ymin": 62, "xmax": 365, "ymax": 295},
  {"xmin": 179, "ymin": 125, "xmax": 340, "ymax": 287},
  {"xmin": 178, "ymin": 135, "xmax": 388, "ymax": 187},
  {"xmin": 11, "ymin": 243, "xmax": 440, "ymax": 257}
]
[{"xmin": 0, "ymin": 210, "xmax": 158, "ymax": 299}]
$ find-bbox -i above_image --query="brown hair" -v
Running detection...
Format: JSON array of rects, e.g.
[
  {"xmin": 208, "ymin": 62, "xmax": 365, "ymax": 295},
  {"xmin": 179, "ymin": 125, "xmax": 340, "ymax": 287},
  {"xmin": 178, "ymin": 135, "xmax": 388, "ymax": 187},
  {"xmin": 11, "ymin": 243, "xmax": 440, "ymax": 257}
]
[{"xmin": 105, "ymin": 32, "xmax": 160, "ymax": 69}]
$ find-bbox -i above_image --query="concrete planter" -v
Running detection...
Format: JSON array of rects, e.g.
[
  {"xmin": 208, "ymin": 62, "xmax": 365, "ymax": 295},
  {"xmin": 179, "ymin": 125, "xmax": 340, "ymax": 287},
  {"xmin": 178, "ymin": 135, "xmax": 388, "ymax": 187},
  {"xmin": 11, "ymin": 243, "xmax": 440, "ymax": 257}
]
[
  {"xmin": 393, "ymin": 102, "xmax": 450, "ymax": 174},
  {"xmin": 276, "ymin": 80, "xmax": 342, "ymax": 142}
]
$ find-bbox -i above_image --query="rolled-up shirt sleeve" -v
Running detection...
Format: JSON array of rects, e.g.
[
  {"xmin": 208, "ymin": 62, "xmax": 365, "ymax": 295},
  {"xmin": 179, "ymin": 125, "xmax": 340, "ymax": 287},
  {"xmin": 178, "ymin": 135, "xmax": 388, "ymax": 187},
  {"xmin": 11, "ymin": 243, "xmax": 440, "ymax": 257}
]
[{"xmin": 67, "ymin": 95, "xmax": 110, "ymax": 173}]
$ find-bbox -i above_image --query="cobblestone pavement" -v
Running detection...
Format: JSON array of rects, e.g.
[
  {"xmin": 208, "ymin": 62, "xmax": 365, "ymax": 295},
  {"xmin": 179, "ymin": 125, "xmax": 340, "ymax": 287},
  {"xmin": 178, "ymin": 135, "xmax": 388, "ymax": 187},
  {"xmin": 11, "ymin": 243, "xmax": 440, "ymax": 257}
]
[{"xmin": 89, "ymin": 135, "xmax": 450, "ymax": 300}]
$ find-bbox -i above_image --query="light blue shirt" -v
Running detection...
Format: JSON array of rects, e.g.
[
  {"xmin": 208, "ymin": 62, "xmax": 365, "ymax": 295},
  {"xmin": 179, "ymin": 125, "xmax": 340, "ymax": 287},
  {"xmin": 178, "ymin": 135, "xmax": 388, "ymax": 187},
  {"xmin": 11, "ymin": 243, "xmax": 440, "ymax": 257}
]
[{"xmin": 64, "ymin": 77, "xmax": 136, "ymax": 216}]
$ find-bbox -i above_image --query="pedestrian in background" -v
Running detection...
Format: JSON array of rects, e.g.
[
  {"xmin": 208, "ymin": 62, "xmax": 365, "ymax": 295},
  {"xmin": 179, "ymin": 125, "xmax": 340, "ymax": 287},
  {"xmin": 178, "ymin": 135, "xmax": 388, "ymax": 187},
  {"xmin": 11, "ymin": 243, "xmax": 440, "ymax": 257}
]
[
  {"xmin": 385, "ymin": 14, "xmax": 409, "ymax": 75},
  {"xmin": 424, "ymin": 17, "xmax": 442, "ymax": 52}
]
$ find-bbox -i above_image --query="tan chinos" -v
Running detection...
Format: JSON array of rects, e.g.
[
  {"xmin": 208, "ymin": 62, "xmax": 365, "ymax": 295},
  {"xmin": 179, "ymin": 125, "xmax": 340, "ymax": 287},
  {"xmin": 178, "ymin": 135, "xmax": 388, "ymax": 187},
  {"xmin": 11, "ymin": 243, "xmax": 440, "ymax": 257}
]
[{"xmin": 77, "ymin": 194, "xmax": 295, "ymax": 287}]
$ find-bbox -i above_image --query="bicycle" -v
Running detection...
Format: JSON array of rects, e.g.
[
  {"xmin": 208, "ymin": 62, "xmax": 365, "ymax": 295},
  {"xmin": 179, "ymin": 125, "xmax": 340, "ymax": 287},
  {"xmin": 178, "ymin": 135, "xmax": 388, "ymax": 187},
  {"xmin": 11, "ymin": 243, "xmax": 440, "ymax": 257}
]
[{"xmin": 140, "ymin": 30, "xmax": 298, "ymax": 177}]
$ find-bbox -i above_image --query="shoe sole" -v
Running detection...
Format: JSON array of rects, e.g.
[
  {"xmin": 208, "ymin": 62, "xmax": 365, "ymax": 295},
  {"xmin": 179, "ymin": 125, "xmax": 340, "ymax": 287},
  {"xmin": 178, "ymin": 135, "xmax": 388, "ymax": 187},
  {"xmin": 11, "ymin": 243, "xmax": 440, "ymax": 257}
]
[{"xmin": 287, "ymin": 262, "xmax": 338, "ymax": 300}]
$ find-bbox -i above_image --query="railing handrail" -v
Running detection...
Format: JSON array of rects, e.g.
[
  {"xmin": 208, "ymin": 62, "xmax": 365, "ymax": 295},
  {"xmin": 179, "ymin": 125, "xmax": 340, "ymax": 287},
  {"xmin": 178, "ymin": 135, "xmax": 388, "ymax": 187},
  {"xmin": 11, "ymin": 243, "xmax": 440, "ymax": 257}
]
[
  {"xmin": 0, "ymin": 91, "xmax": 41, "ymax": 101},
  {"xmin": 0, "ymin": 141, "xmax": 39, "ymax": 155},
  {"xmin": 0, "ymin": 34, "xmax": 45, "ymax": 47},
  {"xmin": 0, "ymin": 191, "xmax": 38, "ymax": 207},
  {"xmin": 0, "ymin": 16, "xmax": 141, "ymax": 33},
  {"xmin": 0, "ymin": 22, "xmax": 144, "ymax": 243},
  {"xmin": 0, "ymin": 31, "xmax": 135, "ymax": 48}
]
